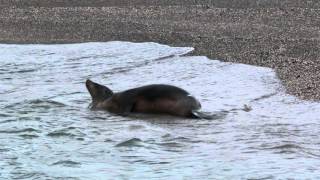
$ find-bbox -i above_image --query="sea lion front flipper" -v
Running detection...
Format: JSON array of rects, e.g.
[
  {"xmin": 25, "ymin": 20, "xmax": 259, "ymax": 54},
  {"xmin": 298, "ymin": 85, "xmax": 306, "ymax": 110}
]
[
  {"xmin": 108, "ymin": 94, "xmax": 135, "ymax": 116},
  {"xmin": 117, "ymin": 103, "xmax": 134, "ymax": 116}
]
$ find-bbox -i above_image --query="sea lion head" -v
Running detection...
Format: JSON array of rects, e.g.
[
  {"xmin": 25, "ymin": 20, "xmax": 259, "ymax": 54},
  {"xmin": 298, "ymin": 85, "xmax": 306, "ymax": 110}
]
[{"xmin": 85, "ymin": 79, "xmax": 113, "ymax": 107}]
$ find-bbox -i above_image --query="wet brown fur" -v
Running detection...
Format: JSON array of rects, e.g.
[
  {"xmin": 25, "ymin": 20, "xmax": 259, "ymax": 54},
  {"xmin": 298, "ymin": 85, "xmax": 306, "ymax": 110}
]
[
  {"xmin": 86, "ymin": 79, "xmax": 201, "ymax": 118},
  {"xmin": 132, "ymin": 97, "xmax": 189, "ymax": 116}
]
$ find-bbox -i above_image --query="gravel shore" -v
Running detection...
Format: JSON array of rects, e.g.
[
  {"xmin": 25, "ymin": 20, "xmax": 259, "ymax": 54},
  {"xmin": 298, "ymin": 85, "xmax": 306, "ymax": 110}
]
[{"xmin": 1, "ymin": 0, "xmax": 319, "ymax": 100}]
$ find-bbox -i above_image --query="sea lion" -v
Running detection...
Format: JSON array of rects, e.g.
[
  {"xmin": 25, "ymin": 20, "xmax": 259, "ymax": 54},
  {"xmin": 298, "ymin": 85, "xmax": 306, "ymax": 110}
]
[{"xmin": 85, "ymin": 79, "xmax": 202, "ymax": 118}]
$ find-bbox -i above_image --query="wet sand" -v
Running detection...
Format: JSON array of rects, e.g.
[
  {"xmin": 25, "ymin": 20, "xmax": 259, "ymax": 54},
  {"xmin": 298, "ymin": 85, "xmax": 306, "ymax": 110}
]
[{"xmin": 1, "ymin": 0, "xmax": 319, "ymax": 100}]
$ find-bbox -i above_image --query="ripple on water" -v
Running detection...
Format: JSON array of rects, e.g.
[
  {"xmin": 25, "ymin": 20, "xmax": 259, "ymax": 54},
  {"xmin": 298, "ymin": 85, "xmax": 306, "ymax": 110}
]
[
  {"xmin": 11, "ymin": 172, "xmax": 45, "ymax": 180},
  {"xmin": 29, "ymin": 99, "xmax": 67, "ymax": 108},
  {"xmin": 115, "ymin": 138, "xmax": 143, "ymax": 147},
  {"xmin": 0, "ymin": 148, "xmax": 10, "ymax": 152},
  {"xmin": 261, "ymin": 143, "xmax": 320, "ymax": 159},
  {"xmin": 0, "ymin": 113, "xmax": 11, "ymax": 117},
  {"xmin": 4, "ymin": 99, "xmax": 67, "ymax": 111},
  {"xmin": 51, "ymin": 160, "xmax": 81, "ymax": 167},
  {"xmin": 261, "ymin": 143, "xmax": 302, "ymax": 154},
  {"xmin": 0, "ymin": 128, "xmax": 41, "ymax": 134},
  {"xmin": 47, "ymin": 127, "xmax": 86, "ymax": 139},
  {"xmin": 18, "ymin": 134, "xmax": 40, "ymax": 139}
]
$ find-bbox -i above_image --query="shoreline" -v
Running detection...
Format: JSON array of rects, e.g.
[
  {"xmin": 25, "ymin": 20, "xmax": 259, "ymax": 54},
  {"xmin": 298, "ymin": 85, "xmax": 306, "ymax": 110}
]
[{"xmin": 1, "ymin": 1, "xmax": 320, "ymax": 100}]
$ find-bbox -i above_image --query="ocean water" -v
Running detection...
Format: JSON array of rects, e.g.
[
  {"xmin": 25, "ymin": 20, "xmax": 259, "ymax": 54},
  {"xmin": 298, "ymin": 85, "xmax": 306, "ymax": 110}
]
[{"xmin": 0, "ymin": 41, "xmax": 320, "ymax": 179}]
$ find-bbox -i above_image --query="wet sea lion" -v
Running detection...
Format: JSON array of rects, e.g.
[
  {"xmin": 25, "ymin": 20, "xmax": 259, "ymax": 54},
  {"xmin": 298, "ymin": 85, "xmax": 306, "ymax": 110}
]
[{"xmin": 85, "ymin": 79, "xmax": 202, "ymax": 118}]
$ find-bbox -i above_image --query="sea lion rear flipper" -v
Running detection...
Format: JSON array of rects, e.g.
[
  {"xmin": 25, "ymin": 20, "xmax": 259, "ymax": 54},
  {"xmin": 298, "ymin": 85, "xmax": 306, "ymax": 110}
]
[
  {"xmin": 191, "ymin": 111, "xmax": 215, "ymax": 120},
  {"xmin": 191, "ymin": 110, "xmax": 229, "ymax": 120}
]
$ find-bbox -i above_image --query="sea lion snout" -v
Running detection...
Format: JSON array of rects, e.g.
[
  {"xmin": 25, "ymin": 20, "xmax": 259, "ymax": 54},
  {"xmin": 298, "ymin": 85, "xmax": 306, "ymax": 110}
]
[
  {"xmin": 85, "ymin": 79, "xmax": 95, "ymax": 90},
  {"xmin": 85, "ymin": 79, "xmax": 113, "ymax": 104}
]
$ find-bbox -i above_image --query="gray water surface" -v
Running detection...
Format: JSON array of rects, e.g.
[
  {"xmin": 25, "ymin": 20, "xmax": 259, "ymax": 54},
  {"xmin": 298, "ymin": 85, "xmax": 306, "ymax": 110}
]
[{"xmin": 1, "ymin": 42, "xmax": 320, "ymax": 179}]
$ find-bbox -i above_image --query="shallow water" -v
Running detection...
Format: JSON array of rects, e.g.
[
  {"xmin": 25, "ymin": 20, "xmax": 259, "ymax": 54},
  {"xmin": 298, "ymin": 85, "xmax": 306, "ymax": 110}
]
[{"xmin": 1, "ymin": 41, "xmax": 320, "ymax": 179}]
